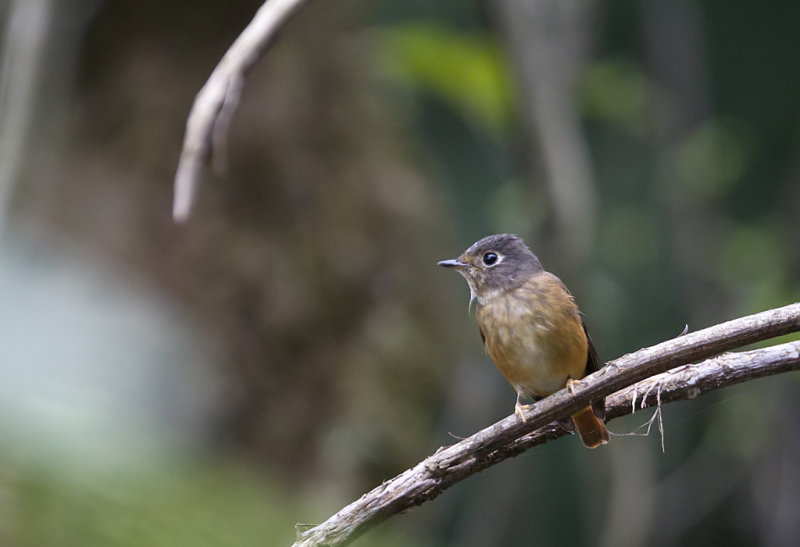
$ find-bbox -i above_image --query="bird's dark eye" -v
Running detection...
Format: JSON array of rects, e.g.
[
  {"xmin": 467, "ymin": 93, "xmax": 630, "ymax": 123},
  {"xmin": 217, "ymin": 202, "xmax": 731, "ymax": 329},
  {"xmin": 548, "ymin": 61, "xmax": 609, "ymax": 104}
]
[{"xmin": 482, "ymin": 252, "xmax": 499, "ymax": 266}]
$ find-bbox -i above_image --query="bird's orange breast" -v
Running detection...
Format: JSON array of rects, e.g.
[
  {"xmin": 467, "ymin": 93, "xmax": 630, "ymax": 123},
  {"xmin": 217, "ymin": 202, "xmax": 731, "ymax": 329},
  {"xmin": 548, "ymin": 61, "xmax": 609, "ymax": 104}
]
[{"xmin": 475, "ymin": 273, "xmax": 588, "ymax": 399}]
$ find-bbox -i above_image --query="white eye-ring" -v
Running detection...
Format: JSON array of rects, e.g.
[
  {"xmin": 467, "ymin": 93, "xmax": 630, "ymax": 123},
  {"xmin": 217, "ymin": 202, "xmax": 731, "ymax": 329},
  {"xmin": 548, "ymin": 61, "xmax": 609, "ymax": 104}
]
[{"xmin": 482, "ymin": 252, "xmax": 501, "ymax": 266}]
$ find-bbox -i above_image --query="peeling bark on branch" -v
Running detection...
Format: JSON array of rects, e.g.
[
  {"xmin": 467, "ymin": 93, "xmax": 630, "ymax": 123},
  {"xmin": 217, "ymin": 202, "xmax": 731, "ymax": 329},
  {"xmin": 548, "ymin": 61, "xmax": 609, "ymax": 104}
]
[{"xmin": 293, "ymin": 303, "xmax": 800, "ymax": 546}]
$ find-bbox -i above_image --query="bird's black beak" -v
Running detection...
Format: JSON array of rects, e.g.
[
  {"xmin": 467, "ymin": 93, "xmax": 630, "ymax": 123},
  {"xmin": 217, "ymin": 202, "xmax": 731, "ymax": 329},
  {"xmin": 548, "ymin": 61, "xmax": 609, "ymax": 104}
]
[{"xmin": 437, "ymin": 259, "xmax": 469, "ymax": 269}]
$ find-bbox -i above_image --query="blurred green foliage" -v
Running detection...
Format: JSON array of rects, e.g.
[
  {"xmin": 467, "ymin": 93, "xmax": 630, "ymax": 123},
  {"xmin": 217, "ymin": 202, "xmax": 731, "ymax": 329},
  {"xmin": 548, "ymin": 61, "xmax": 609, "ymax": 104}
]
[
  {"xmin": 673, "ymin": 119, "xmax": 750, "ymax": 199},
  {"xmin": 2, "ymin": 455, "xmax": 296, "ymax": 546},
  {"xmin": 379, "ymin": 23, "xmax": 513, "ymax": 135},
  {"xmin": 582, "ymin": 59, "xmax": 652, "ymax": 135}
]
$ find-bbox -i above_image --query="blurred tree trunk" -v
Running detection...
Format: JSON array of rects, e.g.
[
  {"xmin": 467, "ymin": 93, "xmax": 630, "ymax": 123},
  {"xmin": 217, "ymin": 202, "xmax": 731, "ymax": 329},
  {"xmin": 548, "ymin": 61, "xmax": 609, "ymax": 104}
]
[
  {"xmin": 0, "ymin": 0, "xmax": 99, "ymax": 232},
  {"xmin": 493, "ymin": 0, "xmax": 599, "ymax": 279},
  {"xmin": 643, "ymin": 0, "xmax": 719, "ymax": 325}
]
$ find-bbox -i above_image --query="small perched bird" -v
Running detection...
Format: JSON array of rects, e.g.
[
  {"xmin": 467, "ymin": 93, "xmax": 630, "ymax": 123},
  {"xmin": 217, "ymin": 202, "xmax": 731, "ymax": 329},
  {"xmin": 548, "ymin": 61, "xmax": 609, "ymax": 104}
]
[{"xmin": 438, "ymin": 233, "xmax": 608, "ymax": 448}]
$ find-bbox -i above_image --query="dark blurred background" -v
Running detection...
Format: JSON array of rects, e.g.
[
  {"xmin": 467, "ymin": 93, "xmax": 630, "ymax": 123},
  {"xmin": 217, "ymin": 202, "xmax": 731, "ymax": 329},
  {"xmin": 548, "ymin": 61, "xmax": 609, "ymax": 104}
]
[{"xmin": 1, "ymin": 0, "xmax": 799, "ymax": 545}]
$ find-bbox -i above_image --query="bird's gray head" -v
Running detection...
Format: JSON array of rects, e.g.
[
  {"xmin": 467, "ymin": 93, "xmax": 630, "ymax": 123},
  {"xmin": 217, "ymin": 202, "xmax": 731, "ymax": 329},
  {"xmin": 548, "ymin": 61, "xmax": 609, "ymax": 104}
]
[{"xmin": 437, "ymin": 234, "xmax": 543, "ymax": 302}]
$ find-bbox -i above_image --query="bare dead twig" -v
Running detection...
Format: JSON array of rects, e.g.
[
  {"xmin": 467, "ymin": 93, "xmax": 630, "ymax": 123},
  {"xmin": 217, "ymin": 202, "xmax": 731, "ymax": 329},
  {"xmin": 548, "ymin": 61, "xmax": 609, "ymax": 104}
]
[
  {"xmin": 172, "ymin": 0, "xmax": 311, "ymax": 222},
  {"xmin": 293, "ymin": 303, "xmax": 800, "ymax": 546}
]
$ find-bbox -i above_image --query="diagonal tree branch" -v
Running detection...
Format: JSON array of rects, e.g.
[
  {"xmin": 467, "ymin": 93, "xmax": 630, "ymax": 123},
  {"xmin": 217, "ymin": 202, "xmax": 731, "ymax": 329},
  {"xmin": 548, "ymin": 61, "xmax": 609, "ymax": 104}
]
[
  {"xmin": 172, "ymin": 0, "xmax": 312, "ymax": 222},
  {"xmin": 293, "ymin": 303, "xmax": 800, "ymax": 546}
]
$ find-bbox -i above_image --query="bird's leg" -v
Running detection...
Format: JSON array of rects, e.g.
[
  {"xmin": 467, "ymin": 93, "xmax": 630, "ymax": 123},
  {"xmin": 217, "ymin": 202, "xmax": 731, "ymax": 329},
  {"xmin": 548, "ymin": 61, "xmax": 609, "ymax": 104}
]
[
  {"xmin": 566, "ymin": 378, "xmax": 583, "ymax": 395},
  {"xmin": 514, "ymin": 392, "xmax": 533, "ymax": 423}
]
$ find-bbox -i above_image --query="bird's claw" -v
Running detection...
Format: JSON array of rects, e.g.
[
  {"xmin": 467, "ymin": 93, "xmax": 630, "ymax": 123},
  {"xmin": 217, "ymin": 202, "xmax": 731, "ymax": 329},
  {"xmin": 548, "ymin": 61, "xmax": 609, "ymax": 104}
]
[
  {"xmin": 566, "ymin": 378, "xmax": 584, "ymax": 395},
  {"xmin": 515, "ymin": 401, "xmax": 533, "ymax": 423}
]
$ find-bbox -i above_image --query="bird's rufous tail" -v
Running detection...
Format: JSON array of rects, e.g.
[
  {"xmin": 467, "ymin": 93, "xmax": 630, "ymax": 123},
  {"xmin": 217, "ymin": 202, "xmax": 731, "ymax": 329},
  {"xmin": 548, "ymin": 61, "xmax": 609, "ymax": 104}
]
[{"xmin": 571, "ymin": 406, "xmax": 609, "ymax": 449}]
